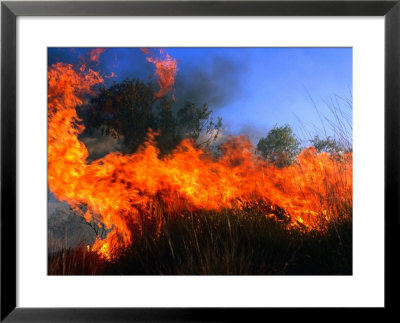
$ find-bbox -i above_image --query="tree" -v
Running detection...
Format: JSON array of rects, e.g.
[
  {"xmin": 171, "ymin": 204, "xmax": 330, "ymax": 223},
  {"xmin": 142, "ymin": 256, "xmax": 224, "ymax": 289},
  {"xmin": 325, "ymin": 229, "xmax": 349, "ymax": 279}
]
[
  {"xmin": 81, "ymin": 79, "xmax": 160, "ymax": 153},
  {"xmin": 177, "ymin": 102, "xmax": 222, "ymax": 149},
  {"xmin": 257, "ymin": 124, "xmax": 301, "ymax": 167},
  {"xmin": 310, "ymin": 135, "xmax": 347, "ymax": 154},
  {"xmin": 79, "ymin": 79, "xmax": 222, "ymax": 156}
]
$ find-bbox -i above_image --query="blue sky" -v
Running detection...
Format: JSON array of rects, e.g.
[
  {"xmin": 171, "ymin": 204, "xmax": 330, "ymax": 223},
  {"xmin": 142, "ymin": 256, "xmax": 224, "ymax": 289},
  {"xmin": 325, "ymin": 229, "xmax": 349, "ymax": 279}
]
[{"xmin": 48, "ymin": 47, "xmax": 352, "ymax": 145}]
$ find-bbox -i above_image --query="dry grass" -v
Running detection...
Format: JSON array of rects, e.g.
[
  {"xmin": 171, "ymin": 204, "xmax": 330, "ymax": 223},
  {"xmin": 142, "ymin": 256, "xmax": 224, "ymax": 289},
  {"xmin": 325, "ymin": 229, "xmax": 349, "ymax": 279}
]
[{"xmin": 48, "ymin": 206, "xmax": 352, "ymax": 275}]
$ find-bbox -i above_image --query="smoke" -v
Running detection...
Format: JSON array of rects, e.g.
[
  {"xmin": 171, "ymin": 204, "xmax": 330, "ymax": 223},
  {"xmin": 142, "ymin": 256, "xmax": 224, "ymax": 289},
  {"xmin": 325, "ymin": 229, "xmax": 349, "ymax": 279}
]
[
  {"xmin": 236, "ymin": 124, "xmax": 270, "ymax": 146},
  {"xmin": 48, "ymin": 194, "xmax": 96, "ymax": 252},
  {"xmin": 174, "ymin": 56, "xmax": 249, "ymax": 109},
  {"xmin": 80, "ymin": 131, "xmax": 123, "ymax": 161}
]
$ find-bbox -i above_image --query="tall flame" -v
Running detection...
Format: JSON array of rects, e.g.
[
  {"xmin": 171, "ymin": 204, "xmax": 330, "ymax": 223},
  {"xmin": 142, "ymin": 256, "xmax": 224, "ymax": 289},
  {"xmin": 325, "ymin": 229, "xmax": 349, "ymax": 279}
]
[
  {"xmin": 142, "ymin": 48, "xmax": 178, "ymax": 99},
  {"xmin": 48, "ymin": 61, "xmax": 352, "ymax": 261}
]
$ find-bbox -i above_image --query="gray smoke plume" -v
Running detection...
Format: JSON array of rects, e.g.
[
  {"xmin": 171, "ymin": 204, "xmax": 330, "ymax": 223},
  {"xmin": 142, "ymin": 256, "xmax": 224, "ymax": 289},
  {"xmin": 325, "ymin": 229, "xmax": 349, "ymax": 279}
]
[{"xmin": 174, "ymin": 55, "xmax": 249, "ymax": 109}]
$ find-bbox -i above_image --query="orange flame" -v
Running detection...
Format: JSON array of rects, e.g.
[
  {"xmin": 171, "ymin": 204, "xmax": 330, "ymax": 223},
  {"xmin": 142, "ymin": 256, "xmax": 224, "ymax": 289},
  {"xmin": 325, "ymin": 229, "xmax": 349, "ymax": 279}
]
[
  {"xmin": 88, "ymin": 48, "xmax": 105, "ymax": 63},
  {"xmin": 48, "ymin": 62, "xmax": 352, "ymax": 261},
  {"xmin": 104, "ymin": 72, "xmax": 116, "ymax": 79},
  {"xmin": 142, "ymin": 48, "xmax": 178, "ymax": 99}
]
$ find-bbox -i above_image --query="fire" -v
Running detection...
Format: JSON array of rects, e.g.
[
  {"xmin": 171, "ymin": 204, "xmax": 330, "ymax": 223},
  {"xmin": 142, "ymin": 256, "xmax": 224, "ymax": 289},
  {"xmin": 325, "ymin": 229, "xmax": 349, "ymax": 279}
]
[
  {"xmin": 48, "ymin": 58, "xmax": 352, "ymax": 261},
  {"xmin": 104, "ymin": 71, "xmax": 116, "ymax": 79},
  {"xmin": 142, "ymin": 48, "xmax": 178, "ymax": 99},
  {"xmin": 88, "ymin": 48, "xmax": 105, "ymax": 63}
]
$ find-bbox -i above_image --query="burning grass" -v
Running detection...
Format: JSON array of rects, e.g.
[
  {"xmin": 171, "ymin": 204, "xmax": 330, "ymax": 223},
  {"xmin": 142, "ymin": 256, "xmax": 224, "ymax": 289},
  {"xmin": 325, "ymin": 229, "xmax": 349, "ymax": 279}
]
[
  {"xmin": 47, "ymin": 49, "xmax": 352, "ymax": 274},
  {"xmin": 48, "ymin": 207, "xmax": 352, "ymax": 275}
]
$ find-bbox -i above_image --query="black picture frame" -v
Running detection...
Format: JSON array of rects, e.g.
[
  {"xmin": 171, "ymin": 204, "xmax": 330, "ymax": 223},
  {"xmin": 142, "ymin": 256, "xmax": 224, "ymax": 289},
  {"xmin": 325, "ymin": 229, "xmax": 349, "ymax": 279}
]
[{"xmin": 1, "ymin": 0, "xmax": 399, "ymax": 321}]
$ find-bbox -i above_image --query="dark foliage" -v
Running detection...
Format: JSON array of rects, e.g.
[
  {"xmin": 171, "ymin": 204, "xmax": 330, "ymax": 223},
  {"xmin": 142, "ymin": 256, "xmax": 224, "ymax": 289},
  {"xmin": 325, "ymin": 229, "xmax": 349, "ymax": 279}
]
[{"xmin": 78, "ymin": 79, "xmax": 222, "ymax": 156}]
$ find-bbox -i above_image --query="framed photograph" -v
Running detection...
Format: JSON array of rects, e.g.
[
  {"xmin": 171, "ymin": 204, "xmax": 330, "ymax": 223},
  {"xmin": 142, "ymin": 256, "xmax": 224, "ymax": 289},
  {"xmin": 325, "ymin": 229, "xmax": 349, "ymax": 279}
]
[{"xmin": 1, "ymin": 0, "xmax": 399, "ymax": 321}]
